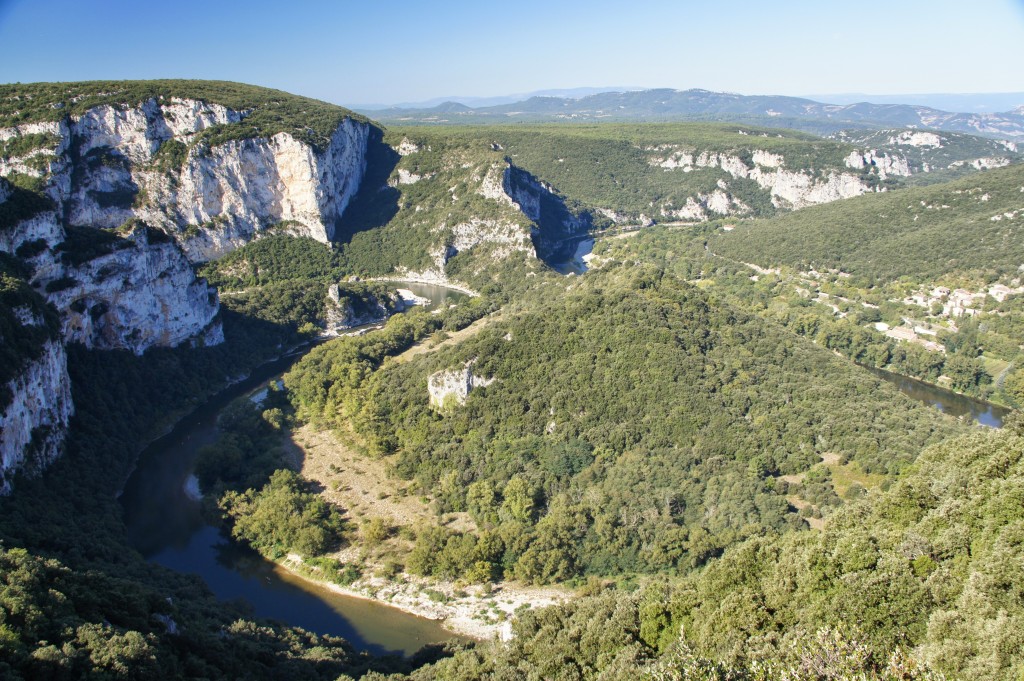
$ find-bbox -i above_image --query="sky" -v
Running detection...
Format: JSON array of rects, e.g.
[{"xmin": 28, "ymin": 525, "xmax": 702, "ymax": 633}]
[{"xmin": 1, "ymin": 0, "xmax": 1023, "ymax": 108}]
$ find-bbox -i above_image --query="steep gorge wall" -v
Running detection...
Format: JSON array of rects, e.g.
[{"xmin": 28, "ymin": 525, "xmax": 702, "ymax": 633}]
[
  {"xmin": 650, "ymin": 147, "xmax": 874, "ymax": 220},
  {"xmin": 0, "ymin": 96, "xmax": 370, "ymax": 490},
  {"xmin": 3, "ymin": 97, "xmax": 370, "ymax": 262},
  {"xmin": 161, "ymin": 118, "xmax": 369, "ymax": 261},
  {"xmin": 0, "ymin": 340, "xmax": 73, "ymax": 495}
]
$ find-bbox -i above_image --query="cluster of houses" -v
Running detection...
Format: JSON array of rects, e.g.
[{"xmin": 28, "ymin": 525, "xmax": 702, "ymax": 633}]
[
  {"xmin": 904, "ymin": 283, "xmax": 1024, "ymax": 318},
  {"xmin": 877, "ymin": 322, "xmax": 944, "ymax": 352}
]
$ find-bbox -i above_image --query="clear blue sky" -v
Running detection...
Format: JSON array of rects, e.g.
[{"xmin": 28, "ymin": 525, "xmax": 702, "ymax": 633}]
[{"xmin": 1, "ymin": 0, "xmax": 1022, "ymax": 107}]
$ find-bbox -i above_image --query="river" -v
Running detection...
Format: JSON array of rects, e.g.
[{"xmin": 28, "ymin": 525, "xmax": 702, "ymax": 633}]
[
  {"xmin": 120, "ymin": 283, "xmax": 469, "ymax": 657},
  {"xmin": 550, "ymin": 235, "xmax": 1010, "ymax": 429},
  {"xmin": 864, "ymin": 365, "xmax": 1011, "ymax": 428},
  {"xmin": 552, "ymin": 237, "xmax": 595, "ymax": 275}
]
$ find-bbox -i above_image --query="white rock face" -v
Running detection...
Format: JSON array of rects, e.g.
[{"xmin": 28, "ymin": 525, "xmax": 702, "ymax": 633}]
[
  {"xmin": 651, "ymin": 146, "xmax": 874, "ymax": 211},
  {"xmin": 477, "ymin": 165, "xmax": 518, "ymax": 209},
  {"xmin": 844, "ymin": 151, "xmax": 912, "ymax": 178},
  {"xmin": 169, "ymin": 119, "xmax": 369, "ymax": 260},
  {"xmin": 324, "ymin": 283, "xmax": 388, "ymax": 333},
  {"xmin": 428, "ymin": 360, "xmax": 496, "ymax": 409},
  {"xmin": 763, "ymin": 168, "xmax": 872, "ymax": 207},
  {"xmin": 0, "ymin": 97, "xmax": 372, "ymax": 488},
  {"xmin": 970, "ymin": 157, "xmax": 1011, "ymax": 170},
  {"xmin": 751, "ymin": 150, "xmax": 785, "ymax": 167},
  {"xmin": 449, "ymin": 218, "xmax": 534, "ymax": 259},
  {"xmin": 0, "ymin": 340, "xmax": 73, "ymax": 494},
  {"xmin": 889, "ymin": 131, "xmax": 943, "ymax": 148},
  {"xmin": 1, "ymin": 100, "xmax": 370, "ymax": 264},
  {"xmin": 0, "ymin": 211, "xmax": 65, "ymax": 262},
  {"xmin": 159, "ymin": 98, "xmax": 241, "ymax": 138},
  {"xmin": 396, "ymin": 138, "xmax": 421, "ymax": 156},
  {"xmin": 40, "ymin": 227, "xmax": 221, "ymax": 354}
]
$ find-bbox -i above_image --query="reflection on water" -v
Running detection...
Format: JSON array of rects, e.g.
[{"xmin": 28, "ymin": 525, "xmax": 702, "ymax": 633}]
[
  {"xmin": 552, "ymin": 238, "xmax": 595, "ymax": 275},
  {"xmin": 865, "ymin": 366, "xmax": 1011, "ymax": 428},
  {"xmin": 121, "ymin": 282, "xmax": 469, "ymax": 656},
  {"xmin": 151, "ymin": 526, "xmax": 456, "ymax": 656}
]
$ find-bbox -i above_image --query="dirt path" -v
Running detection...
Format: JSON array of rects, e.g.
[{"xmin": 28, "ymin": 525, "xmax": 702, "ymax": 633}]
[{"xmin": 390, "ymin": 311, "xmax": 502, "ymax": 365}]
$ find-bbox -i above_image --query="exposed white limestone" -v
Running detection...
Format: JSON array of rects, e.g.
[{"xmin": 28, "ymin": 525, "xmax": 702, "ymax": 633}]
[
  {"xmin": 0, "ymin": 340, "xmax": 73, "ymax": 494},
  {"xmin": 2, "ymin": 100, "xmax": 370, "ymax": 263},
  {"xmin": 428, "ymin": 359, "xmax": 496, "ymax": 409},
  {"xmin": 651, "ymin": 146, "xmax": 874, "ymax": 211},
  {"xmin": 392, "ymin": 169, "xmax": 424, "ymax": 185},
  {"xmin": 844, "ymin": 151, "xmax": 912, "ymax": 178},
  {"xmin": 324, "ymin": 283, "xmax": 389, "ymax": 334},
  {"xmin": 396, "ymin": 138, "xmax": 421, "ymax": 156},
  {"xmin": 169, "ymin": 118, "xmax": 369, "ymax": 260},
  {"xmin": 39, "ymin": 226, "xmax": 221, "ymax": 354}
]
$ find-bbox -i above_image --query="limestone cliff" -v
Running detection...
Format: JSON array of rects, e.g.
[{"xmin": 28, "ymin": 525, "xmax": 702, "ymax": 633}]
[
  {"xmin": 162, "ymin": 118, "xmax": 369, "ymax": 261},
  {"xmin": 428, "ymin": 360, "xmax": 496, "ymax": 410},
  {"xmin": 0, "ymin": 267, "xmax": 73, "ymax": 495},
  {"xmin": 499, "ymin": 163, "xmax": 588, "ymax": 261},
  {"xmin": 0, "ymin": 340, "xmax": 73, "ymax": 494},
  {"xmin": 650, "ymin": 147, "xmax": 874, "ymax": 217},
  {"xmin": 43, "ymin": 224, "xmax": 222, "ymax": 354},
  {"xmin": 0, "ymin": 83, "xmax": 374, "ymax": 492},
  {"xmin": 2, "ymin": 97, "xmax": 370, "ymax": 263}
]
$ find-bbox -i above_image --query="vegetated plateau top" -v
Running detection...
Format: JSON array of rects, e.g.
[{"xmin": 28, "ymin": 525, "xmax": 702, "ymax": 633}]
[{"xmin": 0, "ymin": 79, "xmax": 370, "ymax": 153}]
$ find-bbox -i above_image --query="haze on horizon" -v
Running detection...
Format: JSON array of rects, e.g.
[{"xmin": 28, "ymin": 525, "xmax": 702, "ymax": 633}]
[{"xmin": 1, "ymin": 0, "xmax": 1022, "ymax": 109}]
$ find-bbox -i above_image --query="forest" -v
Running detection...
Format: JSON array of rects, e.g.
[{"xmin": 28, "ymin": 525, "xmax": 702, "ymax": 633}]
[
  {"xmin": 277, "ymin": 265, "xmax": 960, "ymax": 586},
  {"xmin": 707, "ymin": 162, "xmax": 1024, "ymax": 287},
  {"xmin": 1, "ymin": 77, "xmax": 1023, "ymax": 679}
]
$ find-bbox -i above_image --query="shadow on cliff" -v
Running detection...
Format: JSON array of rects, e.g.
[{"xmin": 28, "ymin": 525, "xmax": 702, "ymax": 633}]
[
  {"xmin": 333, "ymin": 127, "xmax": 400, "ymax": 245},
  {"xmin": 504, "ymin": 164, "xmax": 594, "ymax": 268}
]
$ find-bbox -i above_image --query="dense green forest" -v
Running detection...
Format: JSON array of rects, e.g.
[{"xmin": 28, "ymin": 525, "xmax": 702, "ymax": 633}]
[
  {"xmin": 412, "ymin": 419, "xmax": 1024, "ymax": 680},
  {"xmin": 593, "ymin": 193, "xmax": 1024, "ymax": 408},
  {"xmin": 3, "ymin": 79, "xmax": 1023, "ymax": 678},
  {"xmin": 281, "ymin": 266, "xmax": 961, "ymax": 585},
  {"xmin": 200, "ymin": 234, "xmax": 464, "ymax": 327},
  {"xmin": 707, "ymin": 162, "xmax": 1024, "ymax": 286}
]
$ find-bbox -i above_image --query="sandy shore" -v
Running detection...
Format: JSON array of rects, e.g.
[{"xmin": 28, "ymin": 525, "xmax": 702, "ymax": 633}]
[{"xmin": 280, "ymin": 553, "xmax": 569, "ymax": 641}]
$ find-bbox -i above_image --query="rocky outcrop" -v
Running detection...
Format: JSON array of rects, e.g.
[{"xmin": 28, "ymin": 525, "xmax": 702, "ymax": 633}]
[
  {"xmin": 500, "ymin": 163, "xmax": 589, "ymax": 261},
  {"xmin": 324, "ymin": 283, "xmax": 389, "ymax": 334},
  {"xmin": 888, "ymin": 131, "xmax": 943, "ymax": 148},
  {"xmin": 650, "ymin": 147, "xmax": 874, "ymax": 210},
  {"xmin": 0, "ymin": 341, "xmax": 73, "ymax": 495},
  {"xmin": 2, "ymin": 98, "xmax": 370, "ymax": 263},
  {"xmin": 166, "ymin": 118, "xmax": 369, "ymax": 261},
  {"xmin": 0, "ymin": 93, "xmax": 372, "ymax": 489},
  {"xmin": 428, "ymin": 359, "xmax": 496, "ymax": 410},
  {"xmin": 40, "ymin": 225, "xmax": 221, "ymax": 354},
  {"xmin": 844, "ymin": 150, "xmax": 912, "ymax": 178},
  {"xmin": 391, "ymin": 161, "xmax": 537, "ymax": 273}
]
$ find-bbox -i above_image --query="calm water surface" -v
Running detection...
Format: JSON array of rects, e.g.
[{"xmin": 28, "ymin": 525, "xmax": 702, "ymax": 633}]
[
  {"xmin": 120, "ymin": 283, "xmax": 469, "ymax": 656},
  {"xmin": 552, "ymin": 237, "xmax": 595, "ymax": 275},
  {"xmin": 865, "ymin": 365, "xmax": 1010, "ymax": 428}
]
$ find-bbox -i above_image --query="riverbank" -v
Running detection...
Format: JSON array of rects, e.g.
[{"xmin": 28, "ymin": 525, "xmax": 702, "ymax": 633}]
[
  {"xmin": 287, "ymin": 419, "xmax": 570, "ymax": 640},
  {"xmin": 279, "ymin": 553, "xmax": 569, "ymax": 641}
]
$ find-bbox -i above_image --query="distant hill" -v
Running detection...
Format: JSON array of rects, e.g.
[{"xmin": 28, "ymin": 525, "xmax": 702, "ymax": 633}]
[
  {"xmin": 805, "ymin": 91, "xmax": 1024, "ymax": 113},
  {"xmin": 362, "ymin": 88, "xmax": 1024, "ymax": 139},
  {"xmin": 708, "ymin": 161, "xmax": 1024, "ymax": 285}
]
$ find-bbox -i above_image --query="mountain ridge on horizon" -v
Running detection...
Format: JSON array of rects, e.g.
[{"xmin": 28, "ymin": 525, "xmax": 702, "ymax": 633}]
[{"xmin": 358, "ymin": 87, "xmax": 1024, "ymax": 139}]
